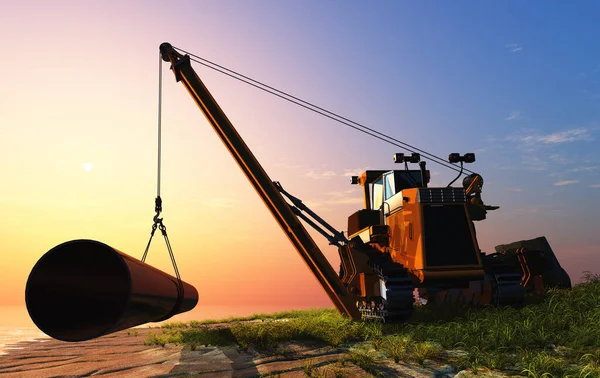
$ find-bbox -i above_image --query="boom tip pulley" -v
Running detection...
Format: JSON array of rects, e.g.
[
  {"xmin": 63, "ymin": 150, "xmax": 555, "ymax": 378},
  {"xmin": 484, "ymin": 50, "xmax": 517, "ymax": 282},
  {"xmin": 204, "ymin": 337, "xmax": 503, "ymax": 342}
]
[{"xmin": 160, "ymin": 42, "xmax": 185, "ymax": 64}]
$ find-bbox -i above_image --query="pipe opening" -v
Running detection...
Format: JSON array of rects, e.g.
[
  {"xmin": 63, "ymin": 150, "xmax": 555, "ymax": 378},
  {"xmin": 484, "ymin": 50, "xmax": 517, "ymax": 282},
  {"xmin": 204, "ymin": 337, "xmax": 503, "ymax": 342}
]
[{"xmin": 25, "ymin": 240, "xmax": 131, "ymax": 342}]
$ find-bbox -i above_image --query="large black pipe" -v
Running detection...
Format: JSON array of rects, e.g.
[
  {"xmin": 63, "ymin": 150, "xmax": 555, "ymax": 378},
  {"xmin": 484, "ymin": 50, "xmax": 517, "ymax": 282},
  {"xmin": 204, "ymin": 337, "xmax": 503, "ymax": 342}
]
[{"xmin": 25, "ymin": 239, "xmax": 198, "ymax": 342}]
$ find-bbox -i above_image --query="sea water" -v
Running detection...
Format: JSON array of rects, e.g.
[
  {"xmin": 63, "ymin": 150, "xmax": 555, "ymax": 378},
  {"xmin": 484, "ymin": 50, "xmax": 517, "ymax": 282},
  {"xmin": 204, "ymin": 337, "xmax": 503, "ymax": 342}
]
[
  {"xmin": 0, "ymin": 327, "xmax": 49, "ymax": 355},
  {"xmin": 0, "ymin": 306, "xmax": 49, "ymax": 355}
]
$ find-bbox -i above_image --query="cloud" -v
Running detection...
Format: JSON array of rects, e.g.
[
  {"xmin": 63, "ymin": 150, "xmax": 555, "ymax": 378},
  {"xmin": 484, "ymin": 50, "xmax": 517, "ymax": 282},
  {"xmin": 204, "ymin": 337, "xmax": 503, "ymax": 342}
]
[
  {"xmin": 341, "ymin": 167, "xmax": 371, "ymax": 177},
  {"xmin": 590, "ymin": 184, "xmax": 600, "ymax": 188},
  {"xmin": 519, "ymin": 155, "xmax": 548, "ymax": 171},
  {"xmin": 548, "ymin": 154, "xmax": 569, "ymax": 165},
  {"xmin": 274, "ymin": 163, "xmax": 304, "ymax": 169},
  {"xmin": 514, "ymin": 206, "xmax": 543, "ymax": 214},
  {"xmin": 509, "ymin": 128, "xmax": 593, "ymax": 145},
  {"xmin": 205, "ymin": 197, "xmax": 236, "ymax": 208},
  {"xmin": 506, "ymin": 188, "xmax": 523, "ymax": 192},
  {"xmin": 505, "ymin": 111, "xmax": 522, "ymax": 121},
  {"xmin": 305, "ymin": 167, "xmax": 372, "ymax": 180},
  {"xmin": 325, "ymin": 188, "xmax": 359, "ymax": 197},
  {"xmin": 495, "ymin": 126, "xmax": 599, "ymax": 176},
  {"xmin": 553, "ymin": 180, "xmax": 579, "ymax": 186},
  {"xmin": 322, "ymin": 188, "xmax": 363, "ymax": 206},
  {"xmin": 301, "ymin": 188, "xmax": 363, "ymax": 211},
  {"xmin": 510, "ymin": 204, "xmax": 562, "ymax": 215},
  {"xmin": 569, "ymin": 166, "xmax": 599, "ymax": 173},
  {"xmin": 305, "ymin": 170, "xmax": 337, "ymax": 179},
  {"xmin": 329, "ymin": 197, "xmax": 363, "ymax": 206},
  {"xmin": 537, "ymin": 128, "xmax": 592, "ymax": 144},
  {"xmin": 302, "ymin": 200, "xmax": 325, "ymax": 209},
  {"xmin": 505, "ymin": 43, "xmax": 523, "ymax": 52}
]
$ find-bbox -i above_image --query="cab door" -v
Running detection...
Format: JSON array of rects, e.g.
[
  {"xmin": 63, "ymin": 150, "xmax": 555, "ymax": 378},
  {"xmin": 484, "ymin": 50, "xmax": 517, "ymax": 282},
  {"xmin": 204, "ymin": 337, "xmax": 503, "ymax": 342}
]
[{"xmin": 381, "ymin": 172, "xmax": 395, "ymax": 224}]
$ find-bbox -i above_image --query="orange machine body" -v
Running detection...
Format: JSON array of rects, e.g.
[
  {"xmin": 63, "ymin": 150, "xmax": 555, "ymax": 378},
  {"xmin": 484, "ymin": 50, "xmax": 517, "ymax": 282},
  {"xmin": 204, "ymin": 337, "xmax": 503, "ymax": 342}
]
[{"xmin": 159, "ymin": 42, "xmax": 571, "ymax": 321}]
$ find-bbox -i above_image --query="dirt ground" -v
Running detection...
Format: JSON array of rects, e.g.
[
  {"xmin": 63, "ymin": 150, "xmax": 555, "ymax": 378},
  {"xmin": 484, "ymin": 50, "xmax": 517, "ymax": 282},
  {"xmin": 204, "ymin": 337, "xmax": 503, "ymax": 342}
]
[{"xmin": 0, "ymin": 328, "xmax": 508, "ymax": 377}]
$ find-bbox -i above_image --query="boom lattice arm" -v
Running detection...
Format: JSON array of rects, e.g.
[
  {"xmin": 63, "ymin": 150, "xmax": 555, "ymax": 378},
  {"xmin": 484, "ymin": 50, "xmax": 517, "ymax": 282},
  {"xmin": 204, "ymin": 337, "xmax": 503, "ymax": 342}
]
[{"xmin": 159, "ymin": 43, "xmax": 360, "ymax": 320}]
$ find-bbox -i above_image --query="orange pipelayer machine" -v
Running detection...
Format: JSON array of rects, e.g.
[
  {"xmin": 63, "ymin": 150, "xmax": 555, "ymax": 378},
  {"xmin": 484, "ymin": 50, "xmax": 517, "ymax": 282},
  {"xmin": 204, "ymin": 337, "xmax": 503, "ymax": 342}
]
[{"xmin": 158, "ymin": 43, "xmax": 571, "ymax": 323}]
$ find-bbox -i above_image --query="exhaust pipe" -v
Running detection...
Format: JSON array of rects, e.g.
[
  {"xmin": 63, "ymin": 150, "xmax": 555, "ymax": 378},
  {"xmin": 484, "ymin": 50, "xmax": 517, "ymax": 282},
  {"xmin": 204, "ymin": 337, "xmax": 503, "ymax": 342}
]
[{"xmin": 25, "ymin": 239, "xmax": 199, "ymax": 342}]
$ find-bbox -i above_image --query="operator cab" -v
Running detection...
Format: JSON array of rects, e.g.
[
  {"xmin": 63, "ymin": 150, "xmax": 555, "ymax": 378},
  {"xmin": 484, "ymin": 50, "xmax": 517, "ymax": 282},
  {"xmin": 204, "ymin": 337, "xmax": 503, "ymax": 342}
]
[
  {"xmin": 347, "ymin": 153, "xmax": 429, "ymax": 238},
  {"xmin": 350, "ymin": 153, "xmax": 429, "ymax": 212},
  {"xmin": 369, "ymin": 169, "xmax": 427, "ymax": 211}
]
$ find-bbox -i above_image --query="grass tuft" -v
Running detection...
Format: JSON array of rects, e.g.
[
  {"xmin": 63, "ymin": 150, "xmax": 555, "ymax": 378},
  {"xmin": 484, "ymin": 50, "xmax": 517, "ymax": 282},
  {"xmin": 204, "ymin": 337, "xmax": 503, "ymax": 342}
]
[
  {"xmin": 344, "ymin": 346, "xmax": 381, "ymax": 376},
  {"xmin": 144, "ymin": 272, "xmax": 600, "ymax": 376}
]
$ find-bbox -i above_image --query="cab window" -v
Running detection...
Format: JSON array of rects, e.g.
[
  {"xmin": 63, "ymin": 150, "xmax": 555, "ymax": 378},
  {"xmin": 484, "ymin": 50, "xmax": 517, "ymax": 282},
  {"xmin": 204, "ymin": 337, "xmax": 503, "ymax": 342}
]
[
  {"xmin": 384, "ymin": 173, "xmax": 395, "ymax": 200},
  {"xmin": 372, "ymin": 177, "xmax": 384, "ymax": 210}
]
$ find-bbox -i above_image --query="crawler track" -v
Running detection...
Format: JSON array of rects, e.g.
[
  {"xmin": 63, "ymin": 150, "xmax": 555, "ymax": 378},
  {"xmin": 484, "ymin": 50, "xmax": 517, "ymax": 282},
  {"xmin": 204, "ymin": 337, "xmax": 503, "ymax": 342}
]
[
  {"xmin": 353, "ymin": 252, "xmax": 415, "ymax": 323},
  {"xmin": 482, "ymin": 253, "xmax": 526, "ymax": 306}
]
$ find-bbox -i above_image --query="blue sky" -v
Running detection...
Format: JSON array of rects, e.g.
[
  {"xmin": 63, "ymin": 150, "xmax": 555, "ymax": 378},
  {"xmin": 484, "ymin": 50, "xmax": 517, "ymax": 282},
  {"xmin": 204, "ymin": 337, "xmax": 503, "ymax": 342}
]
[
  {"xmin": 191, "ymin": 0, "xmax": 600, "ymax": 278},
  {"xmin": 200, "ymin": 5, "xmax": 600, "ymax": 207},
  {"xmin": 2, "ymin": 1, "xmax": 599, "ymax": 314}
]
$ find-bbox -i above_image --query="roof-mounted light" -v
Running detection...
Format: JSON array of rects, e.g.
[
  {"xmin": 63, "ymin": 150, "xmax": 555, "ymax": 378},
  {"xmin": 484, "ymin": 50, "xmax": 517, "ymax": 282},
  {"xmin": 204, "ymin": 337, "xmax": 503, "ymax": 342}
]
[
  {"xmin": 394, "ymin": 153, "xmax": 421, "ymax": 164},
  {"xmin": 448, "ymin": 153, "xmax": 476, "ymax": 164}
]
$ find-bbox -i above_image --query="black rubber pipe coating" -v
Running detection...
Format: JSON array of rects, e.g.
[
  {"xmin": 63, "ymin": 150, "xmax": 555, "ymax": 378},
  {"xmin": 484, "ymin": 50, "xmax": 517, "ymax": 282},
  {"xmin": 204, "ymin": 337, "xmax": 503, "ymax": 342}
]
[{"xmin": 25, "ymin": 239, "xmax": 198, "ymax": 342}]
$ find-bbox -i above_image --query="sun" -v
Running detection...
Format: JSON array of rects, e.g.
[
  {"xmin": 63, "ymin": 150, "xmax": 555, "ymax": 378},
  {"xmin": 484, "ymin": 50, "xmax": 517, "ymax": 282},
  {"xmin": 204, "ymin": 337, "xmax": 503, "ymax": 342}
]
[{"xmin": 83, "ymin": 163, "xmax": 93, "ymax": 172}]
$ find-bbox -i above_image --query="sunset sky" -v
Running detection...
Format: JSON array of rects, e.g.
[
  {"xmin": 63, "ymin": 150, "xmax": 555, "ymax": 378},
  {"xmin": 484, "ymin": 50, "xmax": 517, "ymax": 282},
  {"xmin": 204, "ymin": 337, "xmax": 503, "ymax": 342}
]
[{"xmin": 2, "ymin": 1, "xmax": 600, "ymax": 324}]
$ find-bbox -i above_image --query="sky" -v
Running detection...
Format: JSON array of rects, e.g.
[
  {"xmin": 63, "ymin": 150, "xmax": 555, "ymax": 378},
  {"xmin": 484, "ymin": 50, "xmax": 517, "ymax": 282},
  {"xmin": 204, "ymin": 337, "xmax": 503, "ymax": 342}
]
[{"xmin": 1, "ymin": 1, "xmax": 599, "ymax": 325}]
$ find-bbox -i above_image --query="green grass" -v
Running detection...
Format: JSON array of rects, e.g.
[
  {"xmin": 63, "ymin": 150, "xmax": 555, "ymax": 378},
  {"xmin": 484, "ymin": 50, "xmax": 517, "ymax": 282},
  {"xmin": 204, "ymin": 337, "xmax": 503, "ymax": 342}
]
[
  {"xmin": 343, "ymin": 346, "xmax": 382, "ymax": 376},
  {"xmin": 146, "ymin": 271, "xmax": 600, "ymax": 377},
  {"xmin": 146, "ymin": 308, "xmax": 363, "ymax": 350},
  {"xmin": 159, "ymin": 308, "xmax": 335, "ymax": 328}
]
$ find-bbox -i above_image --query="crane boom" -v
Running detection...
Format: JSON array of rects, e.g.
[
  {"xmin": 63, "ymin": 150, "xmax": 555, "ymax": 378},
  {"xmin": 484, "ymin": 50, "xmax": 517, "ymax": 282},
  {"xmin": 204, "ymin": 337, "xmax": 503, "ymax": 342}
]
[{"xmin": 159, "ymin": 43, "xmax": 360, "ymax": 320}]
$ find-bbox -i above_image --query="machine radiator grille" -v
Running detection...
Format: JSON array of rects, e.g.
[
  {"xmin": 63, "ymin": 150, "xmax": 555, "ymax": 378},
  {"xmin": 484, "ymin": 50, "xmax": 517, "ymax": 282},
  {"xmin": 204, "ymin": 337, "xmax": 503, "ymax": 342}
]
[
  {"xmin": 418, "ymin": 188, "xmax": 467, "ymax": 203},
  {"xmin": 423, "ymin": 205, "xmax": 479, "ymax": 267}
]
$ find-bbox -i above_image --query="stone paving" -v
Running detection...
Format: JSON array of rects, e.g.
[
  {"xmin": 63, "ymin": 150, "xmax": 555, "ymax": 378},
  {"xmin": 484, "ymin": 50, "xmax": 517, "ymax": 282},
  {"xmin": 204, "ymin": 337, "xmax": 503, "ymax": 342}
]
[{"xmin": 0, "ymin": 328, "xmax": 514, "ymax": 377}]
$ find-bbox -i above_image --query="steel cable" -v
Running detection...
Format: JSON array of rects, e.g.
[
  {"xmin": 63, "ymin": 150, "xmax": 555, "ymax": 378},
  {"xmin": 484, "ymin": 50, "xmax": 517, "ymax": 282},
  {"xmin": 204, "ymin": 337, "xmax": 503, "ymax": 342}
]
[{"xmin": 173, "ymin": 46, "xmax": 475, "ymax": 176}]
